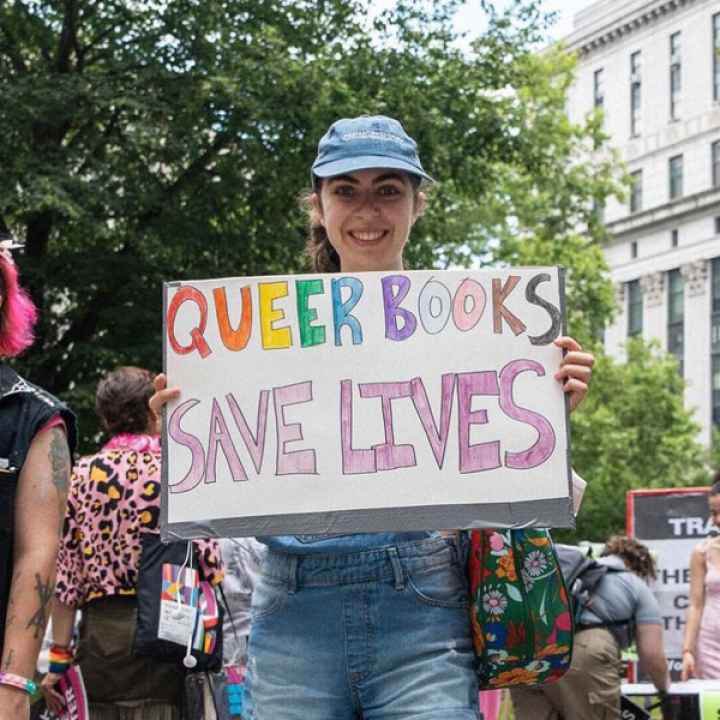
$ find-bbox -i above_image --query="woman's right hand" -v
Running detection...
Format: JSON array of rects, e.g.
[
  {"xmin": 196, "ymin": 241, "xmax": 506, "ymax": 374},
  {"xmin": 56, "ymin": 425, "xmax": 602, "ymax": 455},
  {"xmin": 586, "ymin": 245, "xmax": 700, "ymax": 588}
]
[
  {"xmin": 681, "ymin": 650, "xmax": 695, "ymax": 681},
  {"xmin": 149, "ymin": 373, "xmax": 181, "ymax": 422},
  {"xmin": 40, "ymin": 671, "xmax": 66, "ymax": 716}
]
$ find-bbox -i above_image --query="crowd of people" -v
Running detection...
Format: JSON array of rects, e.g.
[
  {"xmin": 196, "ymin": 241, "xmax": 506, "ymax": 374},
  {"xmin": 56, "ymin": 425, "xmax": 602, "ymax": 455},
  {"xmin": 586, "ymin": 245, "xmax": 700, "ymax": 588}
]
[{"xmin": 0, "ymin": 115, "xmax": 717, "ymax": 720}]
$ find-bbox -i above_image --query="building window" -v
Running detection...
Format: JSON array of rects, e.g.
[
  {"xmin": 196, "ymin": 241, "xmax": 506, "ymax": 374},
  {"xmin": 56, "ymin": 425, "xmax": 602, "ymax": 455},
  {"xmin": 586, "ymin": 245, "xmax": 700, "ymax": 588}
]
[
  {"xmin": 670, "ymin": 32, "xmax": 682, "ymax": 120},
  {"xmin": 669, "ymin": 155, "xmax": 683, "ymax": 200},
  {"xmin": 630, "ymin": 51, "xmax": 642, "ymax": 136},
  {"xmin": 714, "ymin": 13, "xmax": 720, "ymax": 102},
  {"xmin": 631, "ymin": 241, "xmax": 638, "ymax": 259},
  {"xmin": 712, "ymin": 258, "xmax": 720, "ymax": 425},
  {"xmin": 630, "ymin": 170, "xmax": 643, "ymax": 213},
  {"xmin": 594, "ymin": 68, "xmax": 605, "ymax": 109},
  {"xmin": 671, "ymin": 229, "xmax": 679, "ymax": 247},
  {"xmin": 716, "ymin": 216, "xmax": 720, "ymax": 234},
  {"xmin": 668, "ymin": 268, "xmax": 684, "ymax": 374},
  {"xmin": 713, "ymin": 140, "xmax": 720, "ymax": 188},
  {"xmin": 627, "ymin": 279, "xmax": 643, "ymax": 337}
]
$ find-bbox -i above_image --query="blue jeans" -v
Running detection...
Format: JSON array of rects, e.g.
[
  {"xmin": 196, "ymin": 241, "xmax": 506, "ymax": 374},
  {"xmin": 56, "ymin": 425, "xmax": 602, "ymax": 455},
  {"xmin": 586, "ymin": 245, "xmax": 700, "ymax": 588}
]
[{"xmin": 245, "ymin": 536, "xmax": 480, "ymax": 719}]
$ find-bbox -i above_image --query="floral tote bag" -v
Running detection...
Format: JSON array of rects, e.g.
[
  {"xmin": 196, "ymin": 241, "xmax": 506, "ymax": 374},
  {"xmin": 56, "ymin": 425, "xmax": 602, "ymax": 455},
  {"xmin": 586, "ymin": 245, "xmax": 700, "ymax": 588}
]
[{"xmin": 467, "ymin": 528, "xmax": 573, "ymax": 690}]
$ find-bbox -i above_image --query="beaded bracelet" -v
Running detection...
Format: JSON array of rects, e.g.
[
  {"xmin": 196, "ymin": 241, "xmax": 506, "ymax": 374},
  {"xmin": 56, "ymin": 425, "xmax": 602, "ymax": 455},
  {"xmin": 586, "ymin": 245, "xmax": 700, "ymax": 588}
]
[
  {"xmin": 48, "ymin": 644, "xmax": 74, "ymax": 674},
  {"xmin": 0, "ymin": 671, "xmax": 38, "ymax": 695}
]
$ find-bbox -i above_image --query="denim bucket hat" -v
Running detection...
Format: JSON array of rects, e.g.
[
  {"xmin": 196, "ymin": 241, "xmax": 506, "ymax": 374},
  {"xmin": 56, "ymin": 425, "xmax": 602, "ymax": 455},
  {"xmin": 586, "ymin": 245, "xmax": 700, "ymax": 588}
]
[{"xmin": 311, "ymin": 115, "xmax": 433, "ymax": 185}]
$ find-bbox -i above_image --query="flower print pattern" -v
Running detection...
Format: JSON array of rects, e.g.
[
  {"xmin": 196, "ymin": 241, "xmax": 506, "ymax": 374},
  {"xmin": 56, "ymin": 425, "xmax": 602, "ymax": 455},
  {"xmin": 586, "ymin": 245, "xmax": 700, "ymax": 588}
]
[
  {"xmin": 468, "ymin": 528, "xmax": 573, "ymax": 691},
  {"xmin": 523, "ymin": 550, "xmax": 548, "ymax": 578},
  {"xmin": 489, "ymin": 532, "xmax": 506, "ymax": 553},
  {"xmin": 483, "ymin": 588, "xmax": 508, "ymax": 617},
  {"xmin": 496, "ymin": 553, "xmax": 517, "ymax": 582}
]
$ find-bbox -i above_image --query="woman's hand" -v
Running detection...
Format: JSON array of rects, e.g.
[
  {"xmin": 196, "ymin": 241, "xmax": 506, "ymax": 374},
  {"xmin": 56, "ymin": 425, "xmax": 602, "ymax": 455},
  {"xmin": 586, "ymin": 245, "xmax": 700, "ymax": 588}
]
[
  {"xmin": 554, "ymin": 336, "xmax": 594, "ymax": 413},
  {"xmin": 148, "ymin": 373, "xmax": 181, "ymax": 422},
  {"xmin": 681, "ymin": 650, "xmax": 695, "ymax": 681},
  {"xmin": 40, "ymin": 671, "xmax": 66, "ymax": 716}
]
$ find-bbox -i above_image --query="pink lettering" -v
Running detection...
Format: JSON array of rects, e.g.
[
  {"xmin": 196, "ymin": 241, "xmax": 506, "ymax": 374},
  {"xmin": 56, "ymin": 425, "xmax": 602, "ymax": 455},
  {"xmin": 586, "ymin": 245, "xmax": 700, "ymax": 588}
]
[
  {"xmin": 499, "ymin": 359, "xmax": 556, "ymax": 469},
  {"xmin": 206, "ymin": 398, "xmax": 248, "ymax": 483},
  {"xmin": 167, "ymin": 399, "xmax": 206, "ymax": 493},
  {"xmin": 273, "ymin": 382, "xmax": 317, "ymax": 475},
  {"xmin": 410, "ymin": 374, "xmax": 456, "ymax": 469},
  {"xmin": 359, "ymin": 381, "xmax": 417, "ymax": 471},
  {"xmin": 225, "ymin": 390, "xmax": 269, "ymax": 474},
  {"xmin": 457, "ymin": 371, "xmax": 501, "ymax": 473},
  {"xmin": 340, "ymin": 380, "xmax": 376, "ymax": 474}
]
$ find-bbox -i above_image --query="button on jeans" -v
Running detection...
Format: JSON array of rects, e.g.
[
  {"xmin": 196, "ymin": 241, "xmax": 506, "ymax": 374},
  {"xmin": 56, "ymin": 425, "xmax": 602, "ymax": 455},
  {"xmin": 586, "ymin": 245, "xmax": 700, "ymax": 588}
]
[{"xmin": 245, "ymin": 537, "xmax": 480, "ymax": 719}]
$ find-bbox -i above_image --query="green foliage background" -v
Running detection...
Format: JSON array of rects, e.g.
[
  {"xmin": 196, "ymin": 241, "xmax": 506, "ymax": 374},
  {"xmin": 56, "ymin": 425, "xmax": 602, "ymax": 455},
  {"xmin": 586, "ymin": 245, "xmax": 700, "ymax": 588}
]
[{"xmin": 0, "ymin": 0, "xmax": 710, "ymax": 538}]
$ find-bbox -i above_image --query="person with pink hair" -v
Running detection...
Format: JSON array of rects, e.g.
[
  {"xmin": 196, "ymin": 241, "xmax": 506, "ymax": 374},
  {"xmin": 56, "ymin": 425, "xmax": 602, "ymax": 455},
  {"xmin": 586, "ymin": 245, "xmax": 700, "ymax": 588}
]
[{"xmin": 0, "ymin": 236, "xmax": 77, "ymax": 720}]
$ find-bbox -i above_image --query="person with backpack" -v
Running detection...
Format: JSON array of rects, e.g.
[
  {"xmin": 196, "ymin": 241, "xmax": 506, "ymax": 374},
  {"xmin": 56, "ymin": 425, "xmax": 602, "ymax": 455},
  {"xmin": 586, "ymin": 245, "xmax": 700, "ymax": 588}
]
[
  {"xmin": 0, "ymin": 239, "xmax": 76, "ymax": 720},
  {"xmin": 150, "ymin": 114, "xmax": 596, "ymax": 720},
  {"xmin": 511, "ymin": 535, "xmax": 670, "ymax": 720},
  {"xmin": 40, "ymin": 366, "xmax": 224, "ymax": 720}
]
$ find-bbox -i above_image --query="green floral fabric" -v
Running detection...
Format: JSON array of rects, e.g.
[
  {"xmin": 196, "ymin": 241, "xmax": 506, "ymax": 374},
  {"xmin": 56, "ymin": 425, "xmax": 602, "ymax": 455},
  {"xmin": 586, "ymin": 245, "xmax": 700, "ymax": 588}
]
[{"xmin": 467, "ymin": 528, "xmax": 574, "ymax": 689}]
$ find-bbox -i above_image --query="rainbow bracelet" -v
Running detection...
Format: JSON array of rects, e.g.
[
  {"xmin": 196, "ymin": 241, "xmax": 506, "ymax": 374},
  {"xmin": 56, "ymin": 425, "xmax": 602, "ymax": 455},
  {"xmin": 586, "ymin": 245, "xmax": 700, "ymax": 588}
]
[
  {"xmin": 48, "ymin": 644, "xmax": 74, "ymax": 674},
  {"xmin": 0, "ymin": 671, "xmax": 38, "ymax": 695}
]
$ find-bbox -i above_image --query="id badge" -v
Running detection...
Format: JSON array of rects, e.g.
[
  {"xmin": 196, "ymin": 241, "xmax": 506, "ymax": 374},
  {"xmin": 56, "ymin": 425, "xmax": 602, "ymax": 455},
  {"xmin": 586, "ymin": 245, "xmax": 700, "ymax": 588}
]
[{"xmin": 157, "ymin": 601, "xmax": 198, "ymax": 645}]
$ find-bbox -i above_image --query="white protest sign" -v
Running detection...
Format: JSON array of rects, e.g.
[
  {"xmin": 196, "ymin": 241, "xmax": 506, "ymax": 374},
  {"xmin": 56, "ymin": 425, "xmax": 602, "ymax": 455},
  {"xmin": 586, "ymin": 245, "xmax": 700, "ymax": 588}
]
[
  {"xmin": 161, "ymin": 268, "xmax": 573, "ymax": 539},
  {"xmin": 628, "ymin": 487, "xmax": 713, "ymax": 681}
]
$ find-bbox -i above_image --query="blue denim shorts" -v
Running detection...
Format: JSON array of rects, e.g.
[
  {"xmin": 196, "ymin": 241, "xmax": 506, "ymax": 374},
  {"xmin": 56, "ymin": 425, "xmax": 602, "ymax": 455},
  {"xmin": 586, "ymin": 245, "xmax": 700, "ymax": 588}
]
[{"xmin": 245, "ymin": 536, "xmax": 480, "ymax": 720}]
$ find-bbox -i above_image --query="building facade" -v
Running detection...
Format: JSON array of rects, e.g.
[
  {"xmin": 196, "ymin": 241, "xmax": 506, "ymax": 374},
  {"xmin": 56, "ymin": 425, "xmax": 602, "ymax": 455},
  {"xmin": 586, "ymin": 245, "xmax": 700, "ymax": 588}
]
[{"xmin": 563, "ymin": 0, "xmax": 720, "ymax": 447}]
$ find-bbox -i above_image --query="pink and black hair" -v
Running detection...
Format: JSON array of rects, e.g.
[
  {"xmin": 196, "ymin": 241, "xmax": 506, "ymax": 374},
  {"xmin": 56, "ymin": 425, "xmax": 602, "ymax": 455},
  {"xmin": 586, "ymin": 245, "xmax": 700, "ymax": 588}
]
[{"xmin": 0, "ymin": 254, "xmax": 38, "ymax": 357}]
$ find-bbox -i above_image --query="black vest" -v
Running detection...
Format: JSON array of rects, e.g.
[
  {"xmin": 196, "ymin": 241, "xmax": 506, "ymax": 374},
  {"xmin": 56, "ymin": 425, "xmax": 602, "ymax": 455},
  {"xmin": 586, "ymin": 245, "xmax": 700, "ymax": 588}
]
[{"xmin": 0, "ymin": 364, "xmax": 77, "ymax": 652}]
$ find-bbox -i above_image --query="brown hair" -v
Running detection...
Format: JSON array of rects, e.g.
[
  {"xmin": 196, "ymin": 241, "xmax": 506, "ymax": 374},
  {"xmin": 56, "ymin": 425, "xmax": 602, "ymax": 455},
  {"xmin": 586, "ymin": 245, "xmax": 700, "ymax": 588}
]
[
  {"xmin": 96, "ymin": 366, "xmax": 155, "ymax": 436},
  {"xmin": 302, "ymin": 189, "xmax": 341, "ymax": 273},
  {"xmin": 302, "ymin": 173, "xmax": 425, "ymax": 273},
  {"xmin": 601, "ymin": 535, "xmax": 657, "ymax": 581},
  {"xmin": 710, "ymin": 470, "xmax": 720, "ymax": 496}
]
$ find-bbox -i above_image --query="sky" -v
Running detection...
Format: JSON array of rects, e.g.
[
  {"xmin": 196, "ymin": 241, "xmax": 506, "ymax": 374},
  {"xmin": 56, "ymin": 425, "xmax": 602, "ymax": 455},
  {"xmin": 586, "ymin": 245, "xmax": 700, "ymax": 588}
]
[{"xmin": 371, "ymin": 0, "xmax": 598, "ymax": 45}]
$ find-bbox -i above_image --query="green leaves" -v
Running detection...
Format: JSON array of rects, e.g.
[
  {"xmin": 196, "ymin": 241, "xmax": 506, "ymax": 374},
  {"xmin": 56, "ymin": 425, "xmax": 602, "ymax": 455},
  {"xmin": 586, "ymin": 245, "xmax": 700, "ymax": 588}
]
[{"xmin": 561, "ymin": 339, "xmax": 708, "ymax": 543}]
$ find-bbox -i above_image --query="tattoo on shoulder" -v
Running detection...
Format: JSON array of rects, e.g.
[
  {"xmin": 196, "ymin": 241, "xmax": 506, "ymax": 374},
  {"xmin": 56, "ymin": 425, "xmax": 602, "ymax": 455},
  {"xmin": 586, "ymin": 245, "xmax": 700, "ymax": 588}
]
[
  {"xmin": 49, "ymin": 427, "xmax": 71, "ymax": 497},
  {"xmin": 25, "ymin": 573, "xmax": 55, "ymax": 639}
]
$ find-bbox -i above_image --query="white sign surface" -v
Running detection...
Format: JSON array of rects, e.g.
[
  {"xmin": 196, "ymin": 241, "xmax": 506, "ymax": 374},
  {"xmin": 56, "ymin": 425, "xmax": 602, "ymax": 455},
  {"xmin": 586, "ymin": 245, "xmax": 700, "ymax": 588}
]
[{"xmin": 161, "ymin": 268, "xmax": 573, "ymax": 539}]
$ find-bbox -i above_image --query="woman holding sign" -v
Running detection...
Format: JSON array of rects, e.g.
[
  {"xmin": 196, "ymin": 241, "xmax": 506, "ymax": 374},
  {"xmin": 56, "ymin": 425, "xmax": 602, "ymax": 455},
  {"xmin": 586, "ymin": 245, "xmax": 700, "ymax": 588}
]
[{"xmin": 151, "ymin": 115, "xmax": 595, "ymax": 719}]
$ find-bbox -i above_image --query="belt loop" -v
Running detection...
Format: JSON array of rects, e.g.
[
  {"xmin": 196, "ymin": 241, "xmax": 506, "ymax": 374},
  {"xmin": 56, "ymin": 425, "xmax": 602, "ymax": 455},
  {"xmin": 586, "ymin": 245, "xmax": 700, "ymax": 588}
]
[
  {"xmin": 387, "ymin": 547, "xmax": 405, "ymax": 591},
  {"xmin": 287, "ymin": 556, "xmax": 298, "ymax": 594}
]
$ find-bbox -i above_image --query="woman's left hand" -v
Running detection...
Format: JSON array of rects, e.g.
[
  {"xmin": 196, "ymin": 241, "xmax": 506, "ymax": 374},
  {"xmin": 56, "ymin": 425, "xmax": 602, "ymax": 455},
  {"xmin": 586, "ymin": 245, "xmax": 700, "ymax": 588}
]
[{"xmin": 553, "ymin": 336, "xmax": 594, "ymax": 413}]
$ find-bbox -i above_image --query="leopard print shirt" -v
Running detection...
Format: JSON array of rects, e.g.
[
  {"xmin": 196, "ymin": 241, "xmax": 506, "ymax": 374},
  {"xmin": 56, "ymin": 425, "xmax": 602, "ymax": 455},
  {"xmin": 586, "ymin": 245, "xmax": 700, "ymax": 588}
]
[{"xmin": 56, "ymin": 442, "xmax": 223, "ymax": 607}]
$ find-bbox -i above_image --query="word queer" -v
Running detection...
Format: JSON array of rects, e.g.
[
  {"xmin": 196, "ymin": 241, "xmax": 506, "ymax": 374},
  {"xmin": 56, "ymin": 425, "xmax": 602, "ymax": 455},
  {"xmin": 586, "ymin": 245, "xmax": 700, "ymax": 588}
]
[
  {"xmin": 166, "ymin": 272, "xmax": 562, "ymax": 358},
  {"xmin": 168, "ymin": 359, "xmax": 556, "ymax": 493}
]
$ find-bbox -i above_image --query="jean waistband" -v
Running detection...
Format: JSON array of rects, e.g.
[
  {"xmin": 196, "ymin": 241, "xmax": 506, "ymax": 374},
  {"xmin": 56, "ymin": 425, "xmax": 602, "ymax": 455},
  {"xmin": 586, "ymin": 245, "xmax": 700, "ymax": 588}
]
[{"xmin": 262, "ymin": 536, "xmax": 459, "ymax": 590}]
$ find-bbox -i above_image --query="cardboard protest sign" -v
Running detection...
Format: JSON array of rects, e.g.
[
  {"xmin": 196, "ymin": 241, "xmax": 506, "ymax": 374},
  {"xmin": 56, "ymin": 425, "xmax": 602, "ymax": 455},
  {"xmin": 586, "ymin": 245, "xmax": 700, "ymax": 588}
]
[
  {"xmin": 161, "ymin": 268, "xmax": 573, "ymax": 539},
  {"xmin": 627, "ymin": 488, "xmax": 713, "ymax": 681}
]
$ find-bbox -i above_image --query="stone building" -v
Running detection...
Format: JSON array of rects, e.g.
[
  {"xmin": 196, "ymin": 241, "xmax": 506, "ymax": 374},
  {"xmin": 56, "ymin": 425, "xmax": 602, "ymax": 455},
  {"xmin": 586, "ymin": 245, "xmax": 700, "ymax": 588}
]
[{"xmin": 562, "ymin": 0, "xmax": 720, "ymax": 446}]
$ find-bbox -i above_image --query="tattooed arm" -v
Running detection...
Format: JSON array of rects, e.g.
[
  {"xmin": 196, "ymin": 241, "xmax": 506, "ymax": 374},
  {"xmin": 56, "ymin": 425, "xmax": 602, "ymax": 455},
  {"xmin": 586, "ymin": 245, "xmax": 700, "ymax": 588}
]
[{"xmin": 0, "ymin": 427, "xmax": 70, "ymax": 720}]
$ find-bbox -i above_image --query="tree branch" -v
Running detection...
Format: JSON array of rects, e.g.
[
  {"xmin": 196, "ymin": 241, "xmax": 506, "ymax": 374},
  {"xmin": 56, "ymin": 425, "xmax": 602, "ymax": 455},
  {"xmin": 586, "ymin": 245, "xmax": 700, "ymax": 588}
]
[
  {"xmin": 135, "ymin": 132, "xmax": 230, "ymax": 231},
  {"xmin": 56, "ymin": 0, "xmax": 79, "ymax": 73}
]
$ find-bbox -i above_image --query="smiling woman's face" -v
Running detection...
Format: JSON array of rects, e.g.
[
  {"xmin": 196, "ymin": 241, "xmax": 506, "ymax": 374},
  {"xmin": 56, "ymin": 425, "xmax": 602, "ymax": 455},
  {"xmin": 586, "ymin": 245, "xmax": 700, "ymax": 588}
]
[{"xmin": 312, "ymin": 168, "xmax": 425, "ymax": 273}]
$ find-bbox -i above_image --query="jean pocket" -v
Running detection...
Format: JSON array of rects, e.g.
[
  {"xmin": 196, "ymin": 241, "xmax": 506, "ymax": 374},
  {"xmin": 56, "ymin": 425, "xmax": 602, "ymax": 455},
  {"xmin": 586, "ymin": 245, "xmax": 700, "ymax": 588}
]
[
  {"xmin": 250, "ymin": 576, "xmax": 289, "ymax": 620},
  {"xmin": 406, "ymin": 561, "xmax": 470, "ymax": 609}
]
